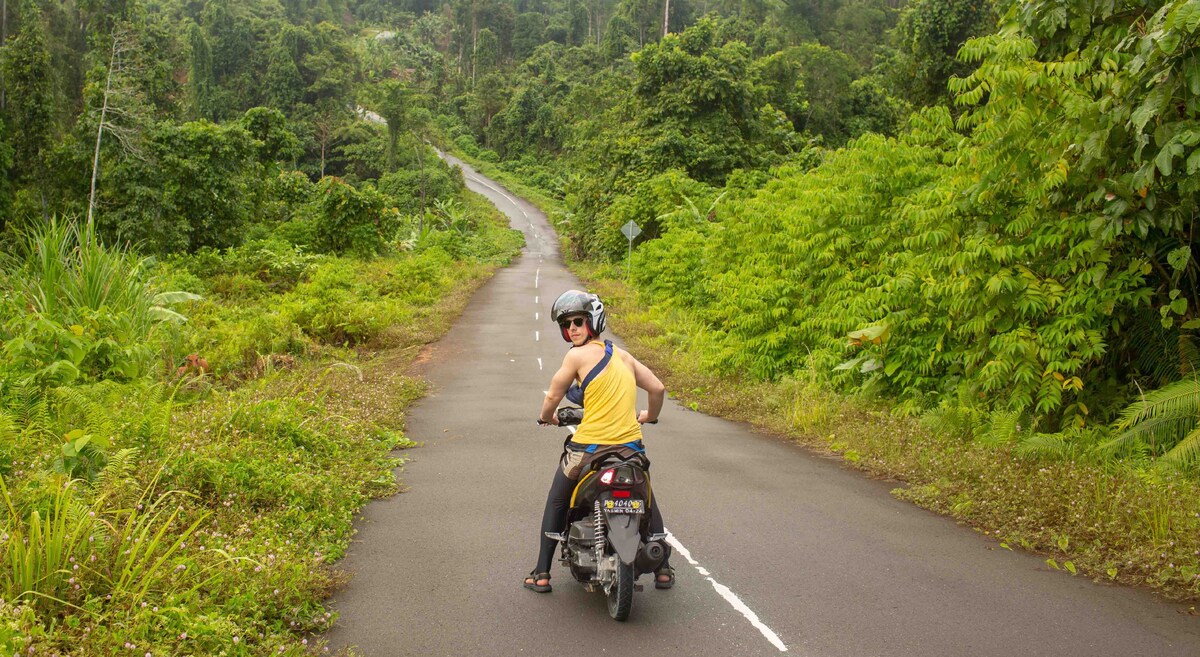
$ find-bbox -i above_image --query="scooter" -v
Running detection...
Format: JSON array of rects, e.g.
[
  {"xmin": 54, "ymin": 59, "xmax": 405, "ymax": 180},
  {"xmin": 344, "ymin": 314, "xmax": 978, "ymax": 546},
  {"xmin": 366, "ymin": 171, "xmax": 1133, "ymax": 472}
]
[{"xmin": 542, "ymin": 405, "xmax": 669, "ymax": 621}]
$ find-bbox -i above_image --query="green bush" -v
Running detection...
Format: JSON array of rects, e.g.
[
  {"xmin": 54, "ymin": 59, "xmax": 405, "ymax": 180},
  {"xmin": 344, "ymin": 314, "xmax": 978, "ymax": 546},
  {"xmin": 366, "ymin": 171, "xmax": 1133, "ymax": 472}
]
[
  {"xmin": 377, "ymin": 159, "xmax": 465, "ymax": 215},
  {"xmin": 453, "ymin": 134, "xmax": 480, "ymax": 157},
  {"xmin": 1, "ymin": 220, "xmax": 197, "ymax": 388},
  {"xmin": 312, "ymin": 177, "xmax": 400, "ymax": 257}
]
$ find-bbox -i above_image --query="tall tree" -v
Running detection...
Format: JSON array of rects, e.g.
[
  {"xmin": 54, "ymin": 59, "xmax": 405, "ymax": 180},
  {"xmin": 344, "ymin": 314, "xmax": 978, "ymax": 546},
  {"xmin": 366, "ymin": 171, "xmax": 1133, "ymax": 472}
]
[
  {"xmin": 265, "ymin": 40, "xmax": 304, "ymax": 111},
  {"xmin": 188, "ymin": 21, "xmax": 215, "ymax": 119},
  {"xmin": 87, "ymin": 26, "xmax": 150, "ymax": 230},
  {"xmin": 373, "ymin": 79, "xmax": 412, "ymax": 171},
  {"xmin": 892, "ymin": 0, "xmax": 996, "ymax": 106},
  {"xmin": 3, "ymin": 0, "xmax": 54, "ymax": 184}
]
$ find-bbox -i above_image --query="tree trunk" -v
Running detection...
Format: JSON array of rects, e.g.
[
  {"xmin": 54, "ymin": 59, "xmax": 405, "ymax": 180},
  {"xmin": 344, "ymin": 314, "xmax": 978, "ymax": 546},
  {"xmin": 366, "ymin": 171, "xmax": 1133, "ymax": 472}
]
[
  {"xmin": 663, "ymin": 0, "xmax": 669, "ymax": 37},
  {"xmin": 415, "ymin": 141, "xmax": 426, "ymax": 216},
  {"xmin": 1, "ymin": 0, "xmax": 7, "ymax": 111},
  {"xmin": 88, "ymin": 36, "xmax": 120, "ymax": 232}
]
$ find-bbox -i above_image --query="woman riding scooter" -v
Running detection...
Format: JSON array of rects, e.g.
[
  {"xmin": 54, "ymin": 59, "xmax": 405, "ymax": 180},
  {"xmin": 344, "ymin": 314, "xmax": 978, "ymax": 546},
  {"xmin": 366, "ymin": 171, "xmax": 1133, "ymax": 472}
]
[{"xmin": 524, "ymin": 289, "xmax": 675, "ymax": 592}]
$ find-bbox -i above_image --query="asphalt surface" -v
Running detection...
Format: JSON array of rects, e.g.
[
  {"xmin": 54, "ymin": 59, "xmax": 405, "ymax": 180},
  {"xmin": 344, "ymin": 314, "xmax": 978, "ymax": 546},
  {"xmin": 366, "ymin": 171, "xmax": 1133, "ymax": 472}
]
[{"xmin": 324, "ymin": 157, "xmax": 1200, "ymax": 656}]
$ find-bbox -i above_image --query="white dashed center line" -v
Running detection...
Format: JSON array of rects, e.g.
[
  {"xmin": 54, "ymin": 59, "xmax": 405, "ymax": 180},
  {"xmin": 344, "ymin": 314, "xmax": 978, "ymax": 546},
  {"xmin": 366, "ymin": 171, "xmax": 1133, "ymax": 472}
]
[
  {"xmin": 538, "ymin": 358, "xmax": 543, "ymax": 371},
  {"xmin": 535, "ymin": 331, "xmax": 540, "ymax": 342},
  {"xmin": 665, "ymin": 533, "xmax": 789, "ymax": 652}
]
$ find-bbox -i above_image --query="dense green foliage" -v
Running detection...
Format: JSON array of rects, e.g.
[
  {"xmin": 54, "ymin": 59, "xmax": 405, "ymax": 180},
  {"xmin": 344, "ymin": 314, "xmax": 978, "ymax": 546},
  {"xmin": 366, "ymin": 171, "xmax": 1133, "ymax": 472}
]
[
  {"xmin": 443, "ymin": 0, "xmax": 1200, "ymax": 476},
  {"xmin": 0, "ymin": 0, "xmax": 528, "ymax": 651},
  {"xmin": 0, "ymin": 209, "xmax": 519, "ymax": 652},
  {"xmin": 623, "ymin": 1, "xmax": 1200, "ymax": 472},
  {"xmin": 4, "ymin": 0, "xmax": 1200, "ymax": 646}
]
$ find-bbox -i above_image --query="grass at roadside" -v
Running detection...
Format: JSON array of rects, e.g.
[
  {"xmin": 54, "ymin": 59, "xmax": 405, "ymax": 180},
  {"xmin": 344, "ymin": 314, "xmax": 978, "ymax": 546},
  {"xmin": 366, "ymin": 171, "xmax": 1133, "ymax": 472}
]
[{"xmin": 0, "ymin": 201, "xmax": 523, "ymax": 655}]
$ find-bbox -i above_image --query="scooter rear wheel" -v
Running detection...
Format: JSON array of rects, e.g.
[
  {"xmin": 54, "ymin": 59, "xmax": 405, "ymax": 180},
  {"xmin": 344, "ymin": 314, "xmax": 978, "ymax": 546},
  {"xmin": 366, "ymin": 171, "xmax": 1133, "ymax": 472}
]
[{"xmin": 607, "ymin": 560, "xmax": 635, "ymax": 621}]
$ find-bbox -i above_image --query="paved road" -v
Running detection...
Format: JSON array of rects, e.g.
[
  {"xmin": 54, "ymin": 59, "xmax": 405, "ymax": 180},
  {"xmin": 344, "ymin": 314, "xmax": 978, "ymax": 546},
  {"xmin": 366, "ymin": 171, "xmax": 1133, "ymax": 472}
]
[{"xmin": 324, "ymin": 157, "xmax": 1200, "ymax": 656}]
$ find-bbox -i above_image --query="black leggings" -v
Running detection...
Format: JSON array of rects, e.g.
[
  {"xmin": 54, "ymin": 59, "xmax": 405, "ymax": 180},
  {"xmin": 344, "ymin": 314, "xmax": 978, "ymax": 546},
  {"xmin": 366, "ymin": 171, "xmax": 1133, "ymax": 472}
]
[{"xmin": 536, "ymin": 466, "xmax": 669, "ymax": 574}]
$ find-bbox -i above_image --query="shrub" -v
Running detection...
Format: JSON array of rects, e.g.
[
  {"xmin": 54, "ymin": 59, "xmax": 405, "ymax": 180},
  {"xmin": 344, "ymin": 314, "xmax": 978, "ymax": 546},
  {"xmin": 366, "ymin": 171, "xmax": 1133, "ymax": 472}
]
[
  {"xmin": 0, "ymin": 220, "xmax": 197, "ymax": 388},
  {"xmin": 312, "ymin": 178, "xmax": 400, "ymax": 257},
  {"xmin": 377, "ymin": 159, "xmax": 465, "ymax": 215}
]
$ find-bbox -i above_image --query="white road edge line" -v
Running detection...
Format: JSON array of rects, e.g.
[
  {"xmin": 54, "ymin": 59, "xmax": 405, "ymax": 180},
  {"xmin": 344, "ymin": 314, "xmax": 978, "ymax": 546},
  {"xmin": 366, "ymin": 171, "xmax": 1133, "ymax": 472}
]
[
  {"xmin": 466, "ymin": 175, "xmax": 529, "ymax": 220},
  {"xmin": 665, "ymin": 532, "xmax": 789, "ymax": 653}
]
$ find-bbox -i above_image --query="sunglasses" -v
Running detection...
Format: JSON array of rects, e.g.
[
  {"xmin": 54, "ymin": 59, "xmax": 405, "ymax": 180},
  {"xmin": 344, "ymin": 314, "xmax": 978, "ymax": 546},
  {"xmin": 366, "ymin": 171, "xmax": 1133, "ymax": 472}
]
[{"xmin": 558, "ymin": 317, "xmax": 587, "ymax": 329}]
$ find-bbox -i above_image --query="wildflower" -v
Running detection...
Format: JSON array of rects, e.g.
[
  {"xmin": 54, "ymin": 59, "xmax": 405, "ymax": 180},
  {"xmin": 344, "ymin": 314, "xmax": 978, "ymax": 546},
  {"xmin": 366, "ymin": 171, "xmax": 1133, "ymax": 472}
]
[{"xmin": 233, "ymin": 637, "xmax": 240, "ymax": 645}]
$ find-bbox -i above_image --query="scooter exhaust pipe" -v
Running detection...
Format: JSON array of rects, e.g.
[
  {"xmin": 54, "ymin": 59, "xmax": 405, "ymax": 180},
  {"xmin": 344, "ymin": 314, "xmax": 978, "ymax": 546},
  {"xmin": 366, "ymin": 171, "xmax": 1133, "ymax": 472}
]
[{"xmin": 635, "ymin": 540, "xmax": 668, "ymax": 574}]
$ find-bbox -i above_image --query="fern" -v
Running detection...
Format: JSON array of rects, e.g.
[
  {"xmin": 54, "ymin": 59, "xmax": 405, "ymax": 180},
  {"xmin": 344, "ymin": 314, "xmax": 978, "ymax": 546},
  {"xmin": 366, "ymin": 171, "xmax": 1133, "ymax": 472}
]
[
  {"xmin": 1163, "ymin": 426, "xmax": 1200, "ymax": 468},
  {"xmin": 6, "ymin": 384, "xmax": 51, "ymax": 438},
  {"xmin": 1016, "ymin": 433, "xmax": 1073, "ymax": 461},
  {"xmin": 1099, "ymin": 413, "xmax": 1195, "ymax": 457},
  {"xmin": 53, "ymin": 386, "xmax": 117, "ymax": 440},
  {"xmin": 1114, "ymin": 378, "xmax": 1200, "ymax": 431},
  {"xmin": 89, "ymin": 447, "xmax": 141, "ymax": 507},
  {"xmin": 0, "ymin": 409, "xmax": 14, "ymax": 443},
  {"xmin": 980, "ymin": 409, "xmax": 1024, "ymax": 446}
]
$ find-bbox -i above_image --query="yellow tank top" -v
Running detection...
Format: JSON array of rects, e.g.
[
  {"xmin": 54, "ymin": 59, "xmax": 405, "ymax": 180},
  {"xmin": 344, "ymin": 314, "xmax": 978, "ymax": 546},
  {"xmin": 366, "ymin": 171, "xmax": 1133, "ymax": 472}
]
[{"xmin": 571, "ymin": 343, "xmax": 643, "ymax": 446}]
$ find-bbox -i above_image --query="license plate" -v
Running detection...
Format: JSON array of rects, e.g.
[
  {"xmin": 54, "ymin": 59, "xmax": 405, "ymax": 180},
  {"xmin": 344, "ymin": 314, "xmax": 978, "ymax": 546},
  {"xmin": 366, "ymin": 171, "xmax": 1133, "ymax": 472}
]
[{"xmin": 603, "ymin": 498, "xmax": 645, "ymax": 514}]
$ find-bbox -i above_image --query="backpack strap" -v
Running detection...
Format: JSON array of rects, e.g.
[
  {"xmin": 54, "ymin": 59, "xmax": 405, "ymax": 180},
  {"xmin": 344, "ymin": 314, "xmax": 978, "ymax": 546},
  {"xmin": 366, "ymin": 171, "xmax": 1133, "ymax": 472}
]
[{"xmin": 578, "ymin": 341, "xmax": 614, "ymax": 403}]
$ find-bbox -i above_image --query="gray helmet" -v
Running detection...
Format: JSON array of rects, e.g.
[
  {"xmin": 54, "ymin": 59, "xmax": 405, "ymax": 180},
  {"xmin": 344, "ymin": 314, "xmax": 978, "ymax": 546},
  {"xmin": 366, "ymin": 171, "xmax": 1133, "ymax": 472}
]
[{"xmin": 551, "ymin": 289, "xmax": 606, "ymax": 342}]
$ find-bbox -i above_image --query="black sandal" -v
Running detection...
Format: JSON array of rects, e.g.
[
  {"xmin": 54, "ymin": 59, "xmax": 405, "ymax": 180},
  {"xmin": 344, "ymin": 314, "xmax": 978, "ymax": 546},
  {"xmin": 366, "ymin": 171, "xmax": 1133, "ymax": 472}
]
[
  {"xmin": 523, "ymin": 571, "xmax": 552, "ymax": 593},
  {"xmin": 655, "ymin": 566, "xmax": 675, "ymax": 590}
]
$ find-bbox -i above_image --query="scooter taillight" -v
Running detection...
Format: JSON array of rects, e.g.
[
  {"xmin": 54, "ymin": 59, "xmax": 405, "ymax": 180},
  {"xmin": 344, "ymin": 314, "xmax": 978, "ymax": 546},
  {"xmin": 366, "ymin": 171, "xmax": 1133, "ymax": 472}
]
[
  {"xmin": 599, "ymin": 465, "xmax": 637, "ymax": 488},
  {"xmin": 612, "ymin": 490, "xmax": 631, "ymax": 498}
]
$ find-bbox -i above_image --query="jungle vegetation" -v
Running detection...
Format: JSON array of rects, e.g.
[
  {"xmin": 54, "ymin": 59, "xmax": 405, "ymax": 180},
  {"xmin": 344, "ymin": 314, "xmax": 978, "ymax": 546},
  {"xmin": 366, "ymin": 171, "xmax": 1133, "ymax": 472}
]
[{"xmin": 1, "ymin": 0, "xmax": 1199, "ymax": 652}]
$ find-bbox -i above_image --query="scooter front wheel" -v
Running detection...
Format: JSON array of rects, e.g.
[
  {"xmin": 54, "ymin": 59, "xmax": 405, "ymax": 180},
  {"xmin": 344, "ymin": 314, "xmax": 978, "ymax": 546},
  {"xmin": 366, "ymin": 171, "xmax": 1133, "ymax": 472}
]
[{"xmin": 607, "ymin": 560, "xmax": 635, "ymax": 621}]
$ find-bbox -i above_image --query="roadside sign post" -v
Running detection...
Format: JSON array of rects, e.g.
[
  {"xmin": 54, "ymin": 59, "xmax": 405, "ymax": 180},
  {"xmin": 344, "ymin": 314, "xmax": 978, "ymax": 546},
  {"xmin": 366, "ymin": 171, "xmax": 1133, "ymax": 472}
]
[{"xmin": 621, "ymin": 220, "xmax": 642, "ymax": 280}]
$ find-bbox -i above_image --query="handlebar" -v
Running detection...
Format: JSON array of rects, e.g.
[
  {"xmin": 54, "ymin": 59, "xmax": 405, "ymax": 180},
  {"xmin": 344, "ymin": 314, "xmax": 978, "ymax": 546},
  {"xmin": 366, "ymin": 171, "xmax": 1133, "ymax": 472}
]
[{"xmin": 537, "ymin": 406, "xmax": 657, "ymax": 426}]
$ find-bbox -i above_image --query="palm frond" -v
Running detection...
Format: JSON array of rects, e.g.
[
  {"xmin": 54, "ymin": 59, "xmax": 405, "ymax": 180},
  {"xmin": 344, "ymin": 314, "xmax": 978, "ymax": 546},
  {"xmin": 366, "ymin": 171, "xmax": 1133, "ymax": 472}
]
[
  {"xmin": 1113, "ymin": 377, "xmax": 1200, "ymax": 431},
  {"xmin": 1099, "ymin": 413, "xmax": 1196, "ymax": 457},
  {"xmin": 1015, "ymin": 433, "xmax": 1073, "ymax": 461},
  {"xmin": 1163, "ymin": 425, "xmax": 1200, "ymax": 468}
]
